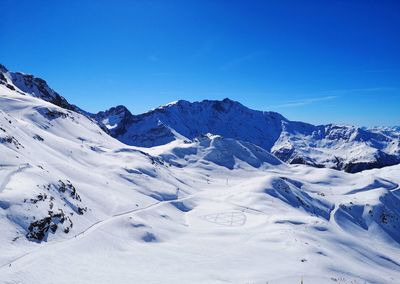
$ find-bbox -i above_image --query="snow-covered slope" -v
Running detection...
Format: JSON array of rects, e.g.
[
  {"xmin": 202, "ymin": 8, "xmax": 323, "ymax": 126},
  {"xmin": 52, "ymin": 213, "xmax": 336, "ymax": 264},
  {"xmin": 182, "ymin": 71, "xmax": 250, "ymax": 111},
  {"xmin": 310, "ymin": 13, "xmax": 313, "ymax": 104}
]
[
  {"xmin": 0, "ymin": 84, "xmax": 182, "ymax": 243},
  {"xmin": 1, "ymin": 81, "xmax": 400, "ymax": 283},
  {"xmin": 98, "ymin": 98, "xmax": 400, "ymax": 172},
  {"xmin": 147, "ymin": 133, "xmax": 283, "ymax": 170}
]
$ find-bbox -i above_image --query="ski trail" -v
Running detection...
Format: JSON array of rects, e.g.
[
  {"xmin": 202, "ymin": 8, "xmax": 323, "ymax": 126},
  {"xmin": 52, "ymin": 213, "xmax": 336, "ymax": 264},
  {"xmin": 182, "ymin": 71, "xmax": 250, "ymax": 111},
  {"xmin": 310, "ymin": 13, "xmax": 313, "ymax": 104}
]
[
  {"xmin": 0, "ymin": 193, "xmax": 195, "ymax": 270},
  {"xmin": 0, "ymin": 164, "xmax": 30, "ymax": 193},
  {"xmin": 0, "ymin": 183, "xmax": 240, "ymax": 270}
]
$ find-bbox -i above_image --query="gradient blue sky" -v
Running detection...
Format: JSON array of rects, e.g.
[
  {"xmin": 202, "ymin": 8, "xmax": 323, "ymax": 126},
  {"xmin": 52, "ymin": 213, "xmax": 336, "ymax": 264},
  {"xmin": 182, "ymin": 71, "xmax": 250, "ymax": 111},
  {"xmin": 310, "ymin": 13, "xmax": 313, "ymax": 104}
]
[{"xmin": 1, "ymin": 0, "xmax": 399, "ymax": 126}]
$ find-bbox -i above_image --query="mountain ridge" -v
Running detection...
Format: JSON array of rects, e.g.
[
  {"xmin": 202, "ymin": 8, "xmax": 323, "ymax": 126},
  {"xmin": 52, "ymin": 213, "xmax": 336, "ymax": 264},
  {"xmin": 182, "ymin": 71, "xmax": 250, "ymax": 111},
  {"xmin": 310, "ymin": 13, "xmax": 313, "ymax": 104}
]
[
  {"xmin": 1, "ymin": 64, "xmax": 399, "ymax": 173},
  {"xmin": 96, "ymin": 98, "xmax": 400, "ymax": 173}
]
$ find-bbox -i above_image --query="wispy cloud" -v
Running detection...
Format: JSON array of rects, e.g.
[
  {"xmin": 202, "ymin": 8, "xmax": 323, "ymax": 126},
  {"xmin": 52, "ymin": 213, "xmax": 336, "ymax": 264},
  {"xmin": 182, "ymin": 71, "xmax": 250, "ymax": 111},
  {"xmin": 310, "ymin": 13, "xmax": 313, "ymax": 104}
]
[
  {"xmin": 220, "ymin": 52, "xmax": 260, "ymax": 71},
  {"xmin": 363, "ymin": 69, "xmax": 399, "ymax": 74},
  {"xmin": 273, "ymin": 87, "xmax": 396, "ymax": 108},
  {"xmin": 324, "ymin": 87, "xmax": 396, "ymax": 94},
  {"xmin": 273, "ymin": 96, "xmax": 338, "ymax": 108}
]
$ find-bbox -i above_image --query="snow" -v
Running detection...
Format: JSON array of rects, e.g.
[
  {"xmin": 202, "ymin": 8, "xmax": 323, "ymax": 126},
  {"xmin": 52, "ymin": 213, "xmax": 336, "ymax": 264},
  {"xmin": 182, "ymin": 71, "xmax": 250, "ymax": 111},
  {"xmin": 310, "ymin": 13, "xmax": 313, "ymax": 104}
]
[
  {"xmin": 0, "ymin": 71, "xmax": 400, "ymax": 283},
  {"xmin": 94, "ymin": 98, "xmax": 400, "ymax": 173}
]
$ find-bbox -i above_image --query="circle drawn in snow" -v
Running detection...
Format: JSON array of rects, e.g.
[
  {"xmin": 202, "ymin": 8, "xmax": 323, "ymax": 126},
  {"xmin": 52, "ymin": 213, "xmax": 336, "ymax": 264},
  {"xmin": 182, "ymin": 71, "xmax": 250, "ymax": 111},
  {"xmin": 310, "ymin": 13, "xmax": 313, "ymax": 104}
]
[{"xmin": 202, "ymin": 211, "xmax": 247, "ymax": 227}]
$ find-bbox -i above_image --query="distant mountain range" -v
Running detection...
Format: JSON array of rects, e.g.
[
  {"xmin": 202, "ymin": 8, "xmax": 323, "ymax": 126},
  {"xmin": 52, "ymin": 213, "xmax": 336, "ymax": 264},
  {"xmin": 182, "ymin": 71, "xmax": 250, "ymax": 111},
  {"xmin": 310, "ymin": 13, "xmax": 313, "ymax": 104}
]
[{"xmin": 1, "ymin": 63, "xmax": 399, "ymax": 173}]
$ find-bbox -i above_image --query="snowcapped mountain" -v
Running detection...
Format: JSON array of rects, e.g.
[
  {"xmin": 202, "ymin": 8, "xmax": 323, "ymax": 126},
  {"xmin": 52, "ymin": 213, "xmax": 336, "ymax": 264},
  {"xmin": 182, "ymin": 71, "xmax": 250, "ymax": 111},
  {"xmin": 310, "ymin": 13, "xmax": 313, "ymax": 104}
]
[
  {"xmin": 92, "ymin": 105, "xmax": 134, "ymax": 137},
  {"xmin": 97, "ymin": 98, "xmax": 400, "ymax": 173},
  {"xmin": 2, "ymin": 64, "xmax": 398, "ymax": 173},
  {"xmin": 367, "ymin": 126, "xmax": 400, "ymax": 139},
  {"xmin": 1, "ymin": 65, "xmax": 400, "ymax": 283}
]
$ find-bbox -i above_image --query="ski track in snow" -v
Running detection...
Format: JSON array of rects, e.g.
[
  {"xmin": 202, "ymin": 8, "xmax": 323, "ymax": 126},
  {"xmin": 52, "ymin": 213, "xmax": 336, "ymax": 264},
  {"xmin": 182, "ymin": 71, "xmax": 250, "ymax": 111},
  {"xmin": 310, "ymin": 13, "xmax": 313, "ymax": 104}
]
[
  {"xmin": 0, "ymin": 192, "xmax": 196, "ymax": 270},
  {"xmin": 0, "ymin": 163, "xmax": 31, "ymax": 193},
  {"xmin": 0, "ymin": 185, "xmax": 268, "ymax": 272}
]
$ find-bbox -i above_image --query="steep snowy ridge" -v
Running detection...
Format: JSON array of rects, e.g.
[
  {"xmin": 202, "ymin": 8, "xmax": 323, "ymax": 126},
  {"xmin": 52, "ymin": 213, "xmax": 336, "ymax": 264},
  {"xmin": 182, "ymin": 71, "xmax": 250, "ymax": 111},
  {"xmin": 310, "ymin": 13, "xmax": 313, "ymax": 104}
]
[
  {"xmin": 0, "ymin": 83, "xmax": 192, "ymax": 249},
  {"xmin": 0, "ymin": 64, "xmax": 77, "ymax": 111},
  {"xmin": 99, "ymin": 98, "xmax": 400, "ymax": 172}
]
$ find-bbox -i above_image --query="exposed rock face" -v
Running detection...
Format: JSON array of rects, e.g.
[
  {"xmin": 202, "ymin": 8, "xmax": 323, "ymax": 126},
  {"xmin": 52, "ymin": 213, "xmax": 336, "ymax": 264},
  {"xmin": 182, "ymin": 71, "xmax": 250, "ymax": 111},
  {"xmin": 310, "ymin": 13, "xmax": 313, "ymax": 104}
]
[
  {"xmin": 92, "ymin": 105, "xmax": 133, "ymax": 137},
  {"xmin": 26, "ymin": 209, "xmax": 73, "ymax": 242},
  {"xmin": 24, "ymin": 180, "xmax": 86, "ymax": 242}
]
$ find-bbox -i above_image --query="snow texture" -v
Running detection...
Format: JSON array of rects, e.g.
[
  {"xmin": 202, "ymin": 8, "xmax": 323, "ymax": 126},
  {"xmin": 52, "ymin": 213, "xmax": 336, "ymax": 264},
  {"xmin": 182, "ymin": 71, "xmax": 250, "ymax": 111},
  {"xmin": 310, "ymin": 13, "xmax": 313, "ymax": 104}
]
[{"xmin": 1, "ymin": 65, "xmax": 400, "ymax": 283}]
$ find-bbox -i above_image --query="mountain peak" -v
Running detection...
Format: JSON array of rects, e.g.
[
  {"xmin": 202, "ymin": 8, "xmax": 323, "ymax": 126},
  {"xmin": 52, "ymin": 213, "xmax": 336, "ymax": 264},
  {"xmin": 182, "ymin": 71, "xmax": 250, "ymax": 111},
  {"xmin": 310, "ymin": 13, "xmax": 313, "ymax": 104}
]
[
  {"xmin": 100, "ymin": 105, "xmax": 132, "ymax": 116},
  {"xmin": 107, "ymin": 97, "xmax": 290, "ymax": 149},
  {"xmin": 0, "ymin": 63, "xmax": 8, "ymax": 73},
  {"xmin": 156, "ymin": 99, "xmax": 190, "ymax": 110},
  {"xmin": 93, "ymin": 104, "xmax": 133, "ymax": 136},
  {"xmin": 0, "ymin": 64, "xmax": 75, "ymax": 111},
  {"xmin": 210, "ymin": 98, "xmax": 244, "ymax": 112}
]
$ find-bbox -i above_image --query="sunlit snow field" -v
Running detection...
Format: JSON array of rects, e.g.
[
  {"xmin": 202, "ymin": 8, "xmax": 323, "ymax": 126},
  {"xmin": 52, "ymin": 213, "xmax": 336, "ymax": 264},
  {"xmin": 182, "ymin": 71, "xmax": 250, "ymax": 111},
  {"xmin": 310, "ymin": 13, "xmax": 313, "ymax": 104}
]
[{"xmin": 0, "ymin": 85, "xmax": 400, "ymax": 284}]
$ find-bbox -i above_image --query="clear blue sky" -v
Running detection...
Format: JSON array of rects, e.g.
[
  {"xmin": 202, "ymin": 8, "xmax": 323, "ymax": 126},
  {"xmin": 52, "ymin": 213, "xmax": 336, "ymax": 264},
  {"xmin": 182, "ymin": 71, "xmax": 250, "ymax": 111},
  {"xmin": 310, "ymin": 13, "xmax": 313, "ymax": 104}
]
[{"xmin": 1, "ymin": 0, "xmax": 399, "ymax": 126}]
